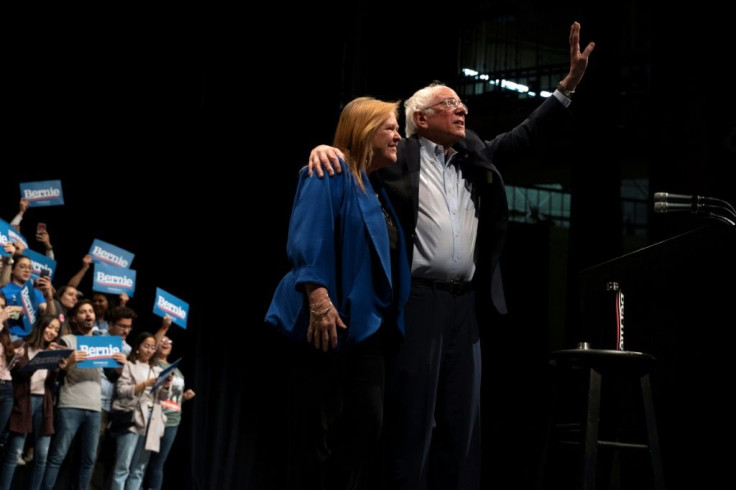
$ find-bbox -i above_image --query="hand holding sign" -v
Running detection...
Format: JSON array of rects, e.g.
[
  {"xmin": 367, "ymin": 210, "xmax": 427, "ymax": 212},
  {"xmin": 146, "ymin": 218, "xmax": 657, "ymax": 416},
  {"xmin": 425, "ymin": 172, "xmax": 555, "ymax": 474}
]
[
  {"xmin": 19, "ymin": 180, "xmax": 65, "ymax": 208},
  {"xmin": 153, "ymin": 289, "xmax": 189, "ymax": 329},
  {"xmin": 2, "ymin": 242, "xmax": 16, "ymax": 257}
]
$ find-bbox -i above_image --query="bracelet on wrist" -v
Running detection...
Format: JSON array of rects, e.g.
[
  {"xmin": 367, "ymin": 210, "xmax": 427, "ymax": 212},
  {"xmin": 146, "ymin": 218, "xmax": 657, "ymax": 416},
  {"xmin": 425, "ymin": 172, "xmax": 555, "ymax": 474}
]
[
  {"xmin": 310, "ymin": 301, "xmax": 333, "ymax": 318},
  {"xmin": 309, "ymin": 297, "xmax": 330, "ymax": 310}
]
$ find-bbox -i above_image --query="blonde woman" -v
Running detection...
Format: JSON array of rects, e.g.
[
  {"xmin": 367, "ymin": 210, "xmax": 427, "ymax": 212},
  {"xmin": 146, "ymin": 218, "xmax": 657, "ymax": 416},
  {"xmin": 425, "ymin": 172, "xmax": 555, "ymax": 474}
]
[{"xmin": 265, "ymin": 97, "xmax": 411, "ymax": 489}]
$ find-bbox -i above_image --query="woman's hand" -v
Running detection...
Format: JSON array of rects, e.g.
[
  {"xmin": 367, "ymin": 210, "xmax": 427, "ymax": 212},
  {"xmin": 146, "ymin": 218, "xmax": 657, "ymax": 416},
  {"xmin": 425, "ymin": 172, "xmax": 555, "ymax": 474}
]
[{"xmin": 307, "ymin": 306, "xmax": 346, "ymax": 352}]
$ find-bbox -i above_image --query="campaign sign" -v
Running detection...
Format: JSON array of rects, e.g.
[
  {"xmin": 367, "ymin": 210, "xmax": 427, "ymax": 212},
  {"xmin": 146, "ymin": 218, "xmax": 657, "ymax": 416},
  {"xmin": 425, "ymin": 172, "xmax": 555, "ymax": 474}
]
[
  {"xmin": 7, "ymin": 228, "xmax": 28, "ymax": 251},
  {"xmin": 152, "ymin": 357, "xmax": 182, "ymax": 393},
  {"xmin": 76, "ymin": 335, "xmax": 124, "ymax": 369},
  {"xmin": 153, "ymin": 288, "xmax": 189, "ymax": 329},
  {"xmin": 19, "ymin": 349, "xmax": 74, "ymax": 372},
  {"xmin": 0, "ymin": 219, "xmax": 13, "ymax": 257},
  {"xmin": 93, "ymin": 263, "xmax": 136, "ymax": 297},
  {"xmin": 89, "ymin": 239, "xmax": 134, "ymax": 269},
  {"xmin": 24, "ymin": 248, "xmax": 57, "ymax": 283},
  {"xmin": 20, "ymin": 180, "xmax": 65, "ymax": 207},
  {"xmin": 19, "ymin": 282, "xmax": 41, "ymax": 336}
]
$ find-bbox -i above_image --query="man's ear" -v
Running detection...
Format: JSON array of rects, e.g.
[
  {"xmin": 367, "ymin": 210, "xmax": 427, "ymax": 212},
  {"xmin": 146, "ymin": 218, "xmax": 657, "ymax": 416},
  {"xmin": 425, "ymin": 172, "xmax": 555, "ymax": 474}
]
[{"xmin": 413, "ymin": 111, "xmax": 429, "ymax": 130}]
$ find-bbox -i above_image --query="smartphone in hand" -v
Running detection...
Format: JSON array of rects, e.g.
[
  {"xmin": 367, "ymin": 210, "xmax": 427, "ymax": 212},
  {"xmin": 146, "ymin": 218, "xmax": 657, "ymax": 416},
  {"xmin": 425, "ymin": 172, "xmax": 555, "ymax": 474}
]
[
  {"xmin": 34, "ymin": 269, "xmax": 51, "ymax": 288},
  {"xmin": 37, "ymin": 222, "xmax": 47, "ymax": 234}
]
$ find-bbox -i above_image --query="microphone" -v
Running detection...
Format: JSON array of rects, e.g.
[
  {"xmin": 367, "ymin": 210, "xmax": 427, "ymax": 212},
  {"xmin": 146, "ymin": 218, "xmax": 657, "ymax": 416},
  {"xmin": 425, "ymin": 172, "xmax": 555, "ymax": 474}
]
[
  {"xmin": 653, "ymin": 191, "xmax": 736, "ymax": 225},
  {"xmin": 653, "ymin": 201, "xmax": 693, "ymax": 213},
  {"xmin": 653, "ymin": 192, "xmax": 691, "ymax": 203}
]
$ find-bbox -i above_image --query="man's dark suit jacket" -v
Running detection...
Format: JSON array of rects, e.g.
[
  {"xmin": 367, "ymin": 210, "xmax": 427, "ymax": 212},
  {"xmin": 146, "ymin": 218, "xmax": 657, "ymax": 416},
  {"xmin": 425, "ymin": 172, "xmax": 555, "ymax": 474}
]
[{"xmin": 376, "ymin": 96, "xmax": 571, "ymax": 316}]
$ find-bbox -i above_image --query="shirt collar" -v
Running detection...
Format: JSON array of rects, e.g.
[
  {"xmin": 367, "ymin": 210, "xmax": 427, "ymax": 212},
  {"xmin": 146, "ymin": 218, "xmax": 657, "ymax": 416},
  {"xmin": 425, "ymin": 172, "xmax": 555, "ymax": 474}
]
[{"xmin": 418, "ymin": 137, "xmax": 457, "ymax": 165}]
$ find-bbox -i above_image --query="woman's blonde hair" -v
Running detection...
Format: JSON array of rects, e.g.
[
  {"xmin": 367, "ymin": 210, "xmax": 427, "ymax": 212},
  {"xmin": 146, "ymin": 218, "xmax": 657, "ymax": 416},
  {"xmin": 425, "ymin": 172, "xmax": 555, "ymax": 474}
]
[{"xmin": 332, "ymin": 96, "xmax": 400, "ymax": 190}]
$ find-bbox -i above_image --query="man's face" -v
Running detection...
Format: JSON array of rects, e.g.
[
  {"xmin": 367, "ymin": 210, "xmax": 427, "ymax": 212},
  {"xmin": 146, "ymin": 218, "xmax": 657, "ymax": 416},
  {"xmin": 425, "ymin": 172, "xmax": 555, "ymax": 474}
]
[
  {"xmin": 74, "ymin": 303, "xmax": 96, "ymax": 334},
  {"xmin": 109, "ymin": 318, "xmax": 133, "ymax": 340},
  {"xmin": 415, "ymin": 87, "xmax": 467, "ymax": 146}
]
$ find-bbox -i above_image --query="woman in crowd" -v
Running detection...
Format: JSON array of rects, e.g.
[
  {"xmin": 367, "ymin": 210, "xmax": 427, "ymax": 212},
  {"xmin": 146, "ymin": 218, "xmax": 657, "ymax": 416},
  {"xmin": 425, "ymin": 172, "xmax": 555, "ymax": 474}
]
[
  {"xmin": 0, "ymin": 314, "xmax": 63, "ymax": 490},
  {"xmin": 143, "ymin": 317, "xmax": 195, "ymax": 490},
  {"xmin": 52, "ymin": 285, "xmax": 80, "ymax": 336},
  {"xmin": 0, "ymin": 255, "xmax": 55, "ymax": 339},
  {"xmin": 109, "ymin": 331, "xmax": 171, "ymax": 490},
  {"xmin": 0, "ymin": 294, "xmax": 15, "ymax": 438}
]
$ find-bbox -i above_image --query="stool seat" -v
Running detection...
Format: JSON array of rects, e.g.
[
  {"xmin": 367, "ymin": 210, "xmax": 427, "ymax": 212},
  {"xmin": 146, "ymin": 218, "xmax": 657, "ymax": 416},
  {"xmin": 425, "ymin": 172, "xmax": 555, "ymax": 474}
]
[
  {"xmin": 536, "ymin": 347, "xmax": 665, "ymax": 490},
  {"xmin": 549, "ymin": 348, "xmax": 655, "ymax": 376}
]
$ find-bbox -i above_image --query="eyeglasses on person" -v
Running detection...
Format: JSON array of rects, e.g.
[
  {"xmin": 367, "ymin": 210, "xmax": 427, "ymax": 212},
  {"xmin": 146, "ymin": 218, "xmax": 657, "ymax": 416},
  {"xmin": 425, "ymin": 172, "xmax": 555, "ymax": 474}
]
[{"xmin": 421, "ymin": 98, "xmax": 468, "ymax": 113}]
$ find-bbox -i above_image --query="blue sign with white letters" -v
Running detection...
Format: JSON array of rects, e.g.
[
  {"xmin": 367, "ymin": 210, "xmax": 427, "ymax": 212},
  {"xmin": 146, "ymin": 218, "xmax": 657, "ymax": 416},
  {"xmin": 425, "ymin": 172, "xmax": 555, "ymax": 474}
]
[
  {"xmin": 76, "ymin": 335, "xmax": 124, "ymax": 368},
  {"xmin": 7, "ymin": 228, "xmax": 28, "ymax": 251},
  {"xmin": 89, "ymin": 239, "xmax": 134, "ymax": 269},
  {"xmin": 93, "ymin": 262, "xmax": 136, "ymax": 297},
  {"xmin": 0, "ymin": 219, "xmax": 12, "ymax": 257},
  {"xmin": 20, "ymin": 180, "xmax": 65, "ymax": 207},
  {"xmin": 19, "ymin": 282, "xmax": 40, "ymax": 337},
  {"xmin": 24, "ymin": 248, "xmax": 57, "ymax": 283},
  {"xmin": 153, "ymin": 288, "xmax": 189, "ymax": 329}
]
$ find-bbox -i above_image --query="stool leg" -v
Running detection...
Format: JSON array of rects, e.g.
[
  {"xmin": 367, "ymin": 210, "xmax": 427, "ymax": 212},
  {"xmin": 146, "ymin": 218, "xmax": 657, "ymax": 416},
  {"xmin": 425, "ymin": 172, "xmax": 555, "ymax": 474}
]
[
  {"xmin": 582, "ymin": 368, "xmax": 602, "ymax": 490},
  {"xmin": 640, "ymin": 374, "xmax": 666, "ymax": 490},
  {"xmin": 535, "ymin": 370, "xmax": 559, "ymax": 490}
]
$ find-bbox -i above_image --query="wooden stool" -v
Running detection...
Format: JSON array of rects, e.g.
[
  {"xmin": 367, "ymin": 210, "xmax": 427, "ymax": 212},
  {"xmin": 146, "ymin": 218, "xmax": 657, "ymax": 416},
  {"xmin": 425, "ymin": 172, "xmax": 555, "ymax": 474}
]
[{"xmin": 536, "ymin": 348, "xmax": 665, "ymax": 490}]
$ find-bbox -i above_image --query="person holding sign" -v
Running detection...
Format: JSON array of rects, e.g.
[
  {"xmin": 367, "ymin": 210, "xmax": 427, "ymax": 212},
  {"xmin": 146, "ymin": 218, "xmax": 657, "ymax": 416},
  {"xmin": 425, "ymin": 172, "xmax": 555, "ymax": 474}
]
[
  {"xmin": 144, "ymin": 316, "xmax": 195, "ymax": 490},
  {"xmin": 0, "ymin": 314, "xmax": 64, "ymax": 490},
  {"xmin": 264, "ymin": 97, "xmax": 410, "ymax": 489},
  {"xmin": 41, "ymin": 299, "xmax": 127, "ymax": 490},
  {"xmin": 109, "ymin": 331, "xmax": 172, "ymax": 490},
  {"xmin": 91, "ymin": 305, "xmax": 136, "ymax": 490},
  {"xmin": 0, "ymin": 255, "xmax": 55, "ymax": 338}
]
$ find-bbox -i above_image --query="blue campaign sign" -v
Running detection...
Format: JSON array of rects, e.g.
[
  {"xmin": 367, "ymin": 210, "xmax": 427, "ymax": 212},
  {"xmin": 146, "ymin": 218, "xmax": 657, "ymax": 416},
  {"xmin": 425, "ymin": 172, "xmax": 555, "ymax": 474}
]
[
  {"xmin": 24, "ymin": 248, "xmax": 57, "ymax": 283},
  {"xmin": 152, "ymin": 357, "xmax": 182, "ymax": 393},
  {"xmin": 19, "ymin": 349, "xmax": 74, "ymax": 372},
  {"xmin": 153, "ymin": 288, "xmax": 189, "ymax": 329},
  {"xmin": 19, "ymin": 282, "xmax": 40, "ymax": 336},
  {"xmin": 89, "ymin": 239, "xmax": 134, "ymax": 269},
  {"xmin": 7, "ymin": 228, "xmax": 28, "ymax": 251},
  {"xmin": 92, "ymin": 263, "xmax": 136, "ymax": 297},
  {"xmin": 19, "ymin": 180, "xmax": 65, "ymax": 207},
  {"xmin": 0, "ymin": 219, "xmax": 11, "ymax": 257},
  {"xmin": 76, "ymin": 335, "xmax": 124, "ymax": 369}
]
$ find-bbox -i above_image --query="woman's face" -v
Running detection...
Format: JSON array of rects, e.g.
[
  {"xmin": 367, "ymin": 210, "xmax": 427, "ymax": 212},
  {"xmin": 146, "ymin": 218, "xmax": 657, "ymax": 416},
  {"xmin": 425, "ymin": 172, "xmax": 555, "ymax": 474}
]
[
  {"xmin": 92, "ymin": 294, "xmax": 109, "ymax": 317},
  {"xmin": 44, "ymin": 319, "xmax": 61, "ymax": 343},
  {"xmin": 60, "ymin": 287, "xmax": 79, "ymax": 309},
  {"xmin": 368, "ymin": 113, "xmax": 401, "ymax": 172},
  {"xmin": 12, "ymin": 258, "xmax": 33, "ymax": 283},
  {"xmin": 156, "ymin": 337, "xmax": 173, "ymax": 358},
  {"xmin": 138, "ymin": 336, "xmax": 158, "ymax": 363}
]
